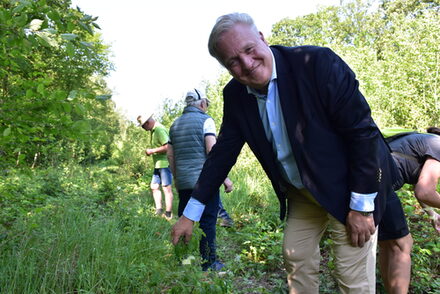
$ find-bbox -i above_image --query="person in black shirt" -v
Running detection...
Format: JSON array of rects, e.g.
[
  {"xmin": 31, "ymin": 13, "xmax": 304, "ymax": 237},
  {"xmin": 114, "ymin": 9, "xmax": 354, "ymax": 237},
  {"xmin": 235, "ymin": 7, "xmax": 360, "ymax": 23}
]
[{"xmin": 379, "ymin": 127, "xmax": 440, "ymax": 293}]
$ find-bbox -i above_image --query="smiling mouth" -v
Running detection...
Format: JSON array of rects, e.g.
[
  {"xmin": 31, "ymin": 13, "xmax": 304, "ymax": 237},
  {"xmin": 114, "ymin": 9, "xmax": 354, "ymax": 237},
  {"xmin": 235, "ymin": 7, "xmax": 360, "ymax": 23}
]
[{"xmin": 246, "ymin": 65, "xmax": 259, "ymax": 77}]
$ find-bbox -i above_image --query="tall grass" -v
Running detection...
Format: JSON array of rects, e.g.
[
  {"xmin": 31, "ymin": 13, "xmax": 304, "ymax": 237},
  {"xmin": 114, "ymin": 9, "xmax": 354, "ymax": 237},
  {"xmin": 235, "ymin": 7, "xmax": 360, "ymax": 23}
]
[
  {"xmin": 1, "ymin": 204, "xmax": 174, "ymax": 293},
  {"xmin": 0, "ymin": 157, "xmax": 438, "ymax": 293},
  {"xmin": 0, "ymin": 165, "xmax": 230, "ymax": 294}
]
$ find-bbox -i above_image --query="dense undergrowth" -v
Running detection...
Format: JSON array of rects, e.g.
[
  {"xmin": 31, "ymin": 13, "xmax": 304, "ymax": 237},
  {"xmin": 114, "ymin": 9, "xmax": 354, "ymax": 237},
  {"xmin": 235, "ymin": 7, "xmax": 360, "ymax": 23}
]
[{"xmin": 0, "ymin": 160, "xmax": 439, "ymax": 293}]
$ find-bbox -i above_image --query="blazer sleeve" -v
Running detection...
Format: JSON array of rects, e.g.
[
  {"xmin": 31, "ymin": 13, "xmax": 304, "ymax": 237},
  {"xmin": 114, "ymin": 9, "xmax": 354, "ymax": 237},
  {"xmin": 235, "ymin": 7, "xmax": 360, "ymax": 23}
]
[
  {"xmin": 316, "ymin": 48, "xmax": 382, "ymax": 193},
  {"xmin": 191, "ymin": 86, "xmax": 245, "ymax": 204}
]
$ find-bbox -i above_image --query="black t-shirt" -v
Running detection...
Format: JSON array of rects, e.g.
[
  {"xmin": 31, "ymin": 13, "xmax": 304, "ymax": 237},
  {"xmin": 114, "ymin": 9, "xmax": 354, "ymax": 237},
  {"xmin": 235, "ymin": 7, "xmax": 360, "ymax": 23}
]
[{"xmin": 389, "ymin": 133, "xmax": 440, "ymax": 189}]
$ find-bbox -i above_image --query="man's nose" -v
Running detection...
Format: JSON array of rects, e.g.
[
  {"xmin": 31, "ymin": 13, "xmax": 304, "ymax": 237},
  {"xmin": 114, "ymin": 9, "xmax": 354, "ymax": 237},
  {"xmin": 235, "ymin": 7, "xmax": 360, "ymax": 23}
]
[{"xmin": 240, "ymin": 56, "xmax": 253, "ymax": 72}]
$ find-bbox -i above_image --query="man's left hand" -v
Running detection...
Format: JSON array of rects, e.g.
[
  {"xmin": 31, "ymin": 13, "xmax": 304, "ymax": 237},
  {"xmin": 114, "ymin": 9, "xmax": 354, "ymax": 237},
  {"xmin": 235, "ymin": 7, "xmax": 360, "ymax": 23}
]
[
  {"xmin": 346, "ymin": 210, "xmax": 376, "ymax": 247},
  {"xmin": 146, "ymin": 148, "xmax": 154, "ymax": 156}
]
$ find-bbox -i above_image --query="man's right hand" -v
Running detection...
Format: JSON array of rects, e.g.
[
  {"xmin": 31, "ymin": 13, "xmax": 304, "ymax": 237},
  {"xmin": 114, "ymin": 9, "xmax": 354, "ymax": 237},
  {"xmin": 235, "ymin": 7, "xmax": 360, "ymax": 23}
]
[
  {"xmin": 171, "ymin": 215, "xmax": 194, "ymax": 245},
  {"xmin": 346, "ymin": 210, "xmax": 376, "ymax": 247}
]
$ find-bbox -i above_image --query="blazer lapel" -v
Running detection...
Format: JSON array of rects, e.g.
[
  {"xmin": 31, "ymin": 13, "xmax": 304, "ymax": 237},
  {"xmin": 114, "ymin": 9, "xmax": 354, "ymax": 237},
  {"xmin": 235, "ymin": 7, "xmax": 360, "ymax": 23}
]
[{"xmin": 271, "ymin": 47, "xmax": 302, "ymax": 149}]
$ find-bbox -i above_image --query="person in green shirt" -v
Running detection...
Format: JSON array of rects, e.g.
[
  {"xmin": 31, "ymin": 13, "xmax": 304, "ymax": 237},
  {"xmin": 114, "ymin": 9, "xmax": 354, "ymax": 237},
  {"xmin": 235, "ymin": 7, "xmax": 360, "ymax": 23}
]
[{"xmin": 137, "ymin": 114, "xmax": 174, "ymax": 219}]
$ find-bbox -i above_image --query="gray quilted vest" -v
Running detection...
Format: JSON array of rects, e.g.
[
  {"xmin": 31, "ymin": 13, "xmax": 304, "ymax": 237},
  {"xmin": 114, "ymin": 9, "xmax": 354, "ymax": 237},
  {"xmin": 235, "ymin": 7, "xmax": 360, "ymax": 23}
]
[{"xmin": 169, "ymin": 106, "xmax": 212, "ymax": 190}]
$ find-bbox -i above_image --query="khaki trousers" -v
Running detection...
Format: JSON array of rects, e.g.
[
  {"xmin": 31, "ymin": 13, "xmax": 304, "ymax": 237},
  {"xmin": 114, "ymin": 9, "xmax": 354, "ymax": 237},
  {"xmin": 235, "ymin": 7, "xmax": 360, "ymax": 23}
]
[{"xmin": 283, "ymin": 188, "xmax": 377, "ymax": 294}]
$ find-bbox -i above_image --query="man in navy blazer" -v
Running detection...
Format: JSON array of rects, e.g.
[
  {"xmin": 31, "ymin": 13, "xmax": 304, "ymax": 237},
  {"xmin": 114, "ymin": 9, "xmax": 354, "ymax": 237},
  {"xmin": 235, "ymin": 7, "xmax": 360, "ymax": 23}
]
[{"xmin": 172, "ymin": 12, "xmax": 409, "ymax": 293}]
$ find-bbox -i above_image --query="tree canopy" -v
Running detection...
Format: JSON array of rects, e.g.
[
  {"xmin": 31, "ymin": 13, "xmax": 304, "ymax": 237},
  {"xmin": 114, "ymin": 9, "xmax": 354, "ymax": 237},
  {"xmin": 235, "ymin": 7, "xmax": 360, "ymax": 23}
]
[
  {"xmin": 268, "ymin": 0, "xmax": 440, "ymax": 130},
  {"xmin": 0, "ymin": 0, "xmax": 116, "ymax": 168}
]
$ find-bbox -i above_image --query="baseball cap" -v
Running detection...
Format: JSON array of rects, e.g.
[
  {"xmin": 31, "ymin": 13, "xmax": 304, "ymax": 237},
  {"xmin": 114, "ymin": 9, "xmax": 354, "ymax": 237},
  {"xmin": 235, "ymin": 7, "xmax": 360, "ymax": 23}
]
[
  {"xmin": 137, "ymin": 113, "xmax": 153, "ymax": 126},
  {"xmin": 185, "ymin": 88, "xmax": 210, "ymax": 105}
]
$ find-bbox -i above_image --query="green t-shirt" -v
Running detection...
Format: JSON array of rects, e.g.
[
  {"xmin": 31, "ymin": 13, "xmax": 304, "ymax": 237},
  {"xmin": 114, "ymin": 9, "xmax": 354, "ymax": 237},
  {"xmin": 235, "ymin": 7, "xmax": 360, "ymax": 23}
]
[{"xmin": 150, "ymin": 123, "xmax": 169, "ymax": 168}]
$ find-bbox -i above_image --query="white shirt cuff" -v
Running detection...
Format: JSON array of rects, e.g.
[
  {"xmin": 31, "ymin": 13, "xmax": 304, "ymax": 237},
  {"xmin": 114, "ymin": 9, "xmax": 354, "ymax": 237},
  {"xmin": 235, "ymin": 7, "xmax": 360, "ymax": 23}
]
[
  {"xmin": 349, "ymin": 192, "xmax": 377, "ymax": 212},
  {"xmin": 183, "ymin": 197, "xmax": 205, "ymax": 221}
]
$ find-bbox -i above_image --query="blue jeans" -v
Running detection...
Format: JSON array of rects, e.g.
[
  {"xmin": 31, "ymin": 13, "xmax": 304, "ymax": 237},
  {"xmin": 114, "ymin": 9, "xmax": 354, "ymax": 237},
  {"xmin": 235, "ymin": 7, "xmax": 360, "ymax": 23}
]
[
  {"xmin": 178, "ymin": 189, "xmax": 219, "ymax": 267},
  {"xmin": 218, "ymin": 198, "xmax": 232, "ymax": 220},
  {"xmin": 151, "ymin": 167, "xmax": 172, "ymax": 186}
]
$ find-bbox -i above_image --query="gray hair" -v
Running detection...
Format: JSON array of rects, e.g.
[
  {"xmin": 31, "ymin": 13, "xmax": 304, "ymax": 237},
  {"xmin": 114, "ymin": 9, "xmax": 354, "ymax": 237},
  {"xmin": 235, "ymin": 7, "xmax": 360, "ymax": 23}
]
[
  {"xmin": 208, "ymin": 12, "xmax": 259, "ymax": 64},
  {"xmin": 187, "ymin": 99, "xmax": 204, "ymax": 107}
]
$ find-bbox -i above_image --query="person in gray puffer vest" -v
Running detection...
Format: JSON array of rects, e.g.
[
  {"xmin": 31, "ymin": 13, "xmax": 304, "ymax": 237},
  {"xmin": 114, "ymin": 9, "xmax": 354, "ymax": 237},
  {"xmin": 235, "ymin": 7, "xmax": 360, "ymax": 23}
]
[{"xmin": 168, "ymin": 88, "xmax": 233, "ymax": 271}]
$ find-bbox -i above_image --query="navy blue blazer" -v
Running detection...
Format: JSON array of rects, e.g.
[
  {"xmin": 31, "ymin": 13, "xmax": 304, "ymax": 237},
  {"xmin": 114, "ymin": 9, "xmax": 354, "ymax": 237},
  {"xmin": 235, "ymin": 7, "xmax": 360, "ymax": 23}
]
[{"xmin": 193, "ymin": 45, "xmax": 398, "ymax": 225}]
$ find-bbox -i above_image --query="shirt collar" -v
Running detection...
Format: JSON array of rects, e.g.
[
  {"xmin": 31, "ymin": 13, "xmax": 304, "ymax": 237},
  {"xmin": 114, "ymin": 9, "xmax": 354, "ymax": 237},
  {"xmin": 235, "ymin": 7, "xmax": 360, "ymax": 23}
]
[{"xmin": 246, "ymin": 49, "xmax": 277, "ymax": 99}]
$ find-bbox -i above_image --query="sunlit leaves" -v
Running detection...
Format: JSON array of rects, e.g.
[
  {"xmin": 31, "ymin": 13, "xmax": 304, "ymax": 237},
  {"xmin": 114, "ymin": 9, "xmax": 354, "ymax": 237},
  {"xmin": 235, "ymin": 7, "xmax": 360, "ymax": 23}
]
[
  {"xmin": 269, "ymin": 0, "xmax": 440, "ymax": 130},
  {"xmin": 29, "ymin": 19, "xmax": 43, "ymax": 31},
  {"xmin": 0, "ymin": 0, "xmax": 114, "ymax": 168}
]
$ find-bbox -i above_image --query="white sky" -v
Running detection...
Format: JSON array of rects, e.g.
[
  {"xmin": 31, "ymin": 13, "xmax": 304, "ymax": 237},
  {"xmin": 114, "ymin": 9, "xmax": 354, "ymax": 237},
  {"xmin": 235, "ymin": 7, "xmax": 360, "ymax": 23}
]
[{"xmin": 70, "ymin": 0, "xmax": 340, "ymax": 122}]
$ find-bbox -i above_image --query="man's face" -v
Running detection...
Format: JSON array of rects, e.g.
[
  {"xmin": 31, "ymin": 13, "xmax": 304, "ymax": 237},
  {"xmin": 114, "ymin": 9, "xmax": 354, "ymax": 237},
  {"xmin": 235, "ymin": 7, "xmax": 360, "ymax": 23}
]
[
  {"xmin": 142, "ymin": 119, "xmax": 153, "ymax": 131},
  {"xmin": 217, "ymin": 23, "xmax": 273, "ymax": 91}
]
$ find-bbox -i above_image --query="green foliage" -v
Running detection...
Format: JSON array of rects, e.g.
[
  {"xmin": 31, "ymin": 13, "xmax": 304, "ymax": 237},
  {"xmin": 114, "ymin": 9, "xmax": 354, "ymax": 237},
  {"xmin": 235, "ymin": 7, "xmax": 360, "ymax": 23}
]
[
  {"xmin": 0, "ymin": 163, "xmax": 233, "ymax": 294},
  {"xmin": 109, "ymin": 121, "xmax": 151, "ymax": 179},
  {"xmin": 173, "ymin": 226, "xmax": 203, "ymax": 264},
  {"xmin": 1, "ymin": 0, "xmax": 440, "ymax": 292},
  {"xmin": 0, "ymin": 0, "xmax": 117, "ymax": 169},
  {"xmin": 268, "ymin": 0, "xmax": 440, "ymax": 130},
  {"xmin": 381, "ymin": 127, "xmax": 416, "ymax": 137}
]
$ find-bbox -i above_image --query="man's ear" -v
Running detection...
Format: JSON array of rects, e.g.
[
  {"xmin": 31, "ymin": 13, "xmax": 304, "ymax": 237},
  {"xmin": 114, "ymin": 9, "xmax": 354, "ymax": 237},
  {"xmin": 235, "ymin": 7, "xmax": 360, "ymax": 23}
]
[{"xmin": 259, "ymin": 31, "xmax": 268, "ymax": 45}]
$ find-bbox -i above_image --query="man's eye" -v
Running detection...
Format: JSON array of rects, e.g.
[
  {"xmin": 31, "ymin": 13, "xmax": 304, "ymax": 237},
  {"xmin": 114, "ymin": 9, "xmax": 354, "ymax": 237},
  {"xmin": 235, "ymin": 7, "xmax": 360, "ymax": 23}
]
[
  {"xmin": 245, "ymin": 46, "xmax": 254, "ymax": 54},
  {"xmin": 228, "ymin": 60, "xmax": 238, "ymax": 67}
]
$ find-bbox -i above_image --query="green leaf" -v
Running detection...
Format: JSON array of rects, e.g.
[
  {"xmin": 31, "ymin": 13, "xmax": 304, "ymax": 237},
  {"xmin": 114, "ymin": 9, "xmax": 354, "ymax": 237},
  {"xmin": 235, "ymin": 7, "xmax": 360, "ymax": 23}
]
[
  {"xmin": 12, "ymin": 4, "xmax": 25, "ymax": 14},
  {"xmin": 62, "ymin": 102, "xmax": 72, "ymax": 114},
  {"xmin": 43, "ymin": 28, "xmax": 57, "ymax": 34},
  {"xmin": 47, "ymin": 10, "xmax": 61, "ymax": 23},
  {"xmin": 80, "ymin": 41, "xmax": 93, "ymax": 48},
  {"xmin": 96, "ymin": 94, "xmax": 111, "ymax": 100},
  {"xmin": 37, "ymin": 83, "xmax": 45, "ymax": 94},
  {"xmin": 14, "ymin": 14, "xmax": 28, "ymax": 27},
  {"xmin": 17, "ymin": 153, "xmax": 26, "ymax": 162},
  {"xmin": 92, "ymin": 22, "xmax": 101, "ymax": 29},
  {"xmin": 3, "ymin": 127, "xmax": 11, "ymax": 137},
  {"xmin": 66, "ymin": 42, "xmax": 75, "ymax": 57},
  {"xmin": 68, "ymin": 90, "xmax": 78, "ymax": 101},
  {"xmin": 36, "ymin": 32, "xmax": 53, "ymax": 47},
  {"xmin": 74, "ymin": 104, "xmax": 86, "ymax": 116},
  {"xmin": 61, "ymin": 33, "xmax": 78, "ymax": 41},
  {"xmin": 78, "ymin": 22, "xmax": 93, "ymax": 35},
  {"xmin": 73, "ymin": 120, "xmax": 91, "ymax": 134},
  {"xmin": 26, "ymin": 89, "xmax": 34, "ymax": 98}
]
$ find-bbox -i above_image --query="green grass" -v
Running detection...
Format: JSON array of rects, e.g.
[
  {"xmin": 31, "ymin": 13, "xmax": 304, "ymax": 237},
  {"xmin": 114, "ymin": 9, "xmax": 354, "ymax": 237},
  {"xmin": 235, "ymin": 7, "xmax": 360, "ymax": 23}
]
[{"xmin": 0, "ymin": 160, "xmax": 439, "ymax": 293}]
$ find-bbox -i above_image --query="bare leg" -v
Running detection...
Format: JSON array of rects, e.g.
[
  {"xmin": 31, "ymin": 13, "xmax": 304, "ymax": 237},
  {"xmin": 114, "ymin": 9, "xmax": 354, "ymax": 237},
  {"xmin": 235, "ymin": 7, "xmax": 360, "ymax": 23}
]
[
  {"xmin": 378, "ymin": 234, "xmax": 413, "ymax": 294},
  {"xmin": 151, "ymin": 183, "xmax": 162, "ymax": 211},
  {"xmin": 162, "ymin": 184, "xmax": 174, "ymax": 213}
]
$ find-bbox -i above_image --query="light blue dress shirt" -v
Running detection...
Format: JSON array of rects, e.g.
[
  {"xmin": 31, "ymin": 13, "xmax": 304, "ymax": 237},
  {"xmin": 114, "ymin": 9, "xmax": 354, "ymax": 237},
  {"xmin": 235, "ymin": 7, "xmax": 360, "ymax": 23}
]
[{"xmin": 247, "ymin": 55, "xmax": 303, "ymax": 189}]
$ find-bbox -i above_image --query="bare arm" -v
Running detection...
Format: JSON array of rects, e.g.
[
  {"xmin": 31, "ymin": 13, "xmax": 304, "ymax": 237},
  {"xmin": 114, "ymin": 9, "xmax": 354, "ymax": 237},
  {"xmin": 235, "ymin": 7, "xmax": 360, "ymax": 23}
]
[
  {"xmin": 167, "ymin": 144, "xmax": 176, "ymax": 176},
  {"xmin": 413, "ymin": 157, "xmax": 440, "ymax": 232},
  {"xmin": 204, "ymin": 134, "xmax": 216, "ymax": 154},
  {"xmin": 414, "ymin": 158, "xmax": 440, "ymax": 208},
  {"xmin": 146, "ymin": 144, "xmax": 168, "ymax": 156},
  {"xmin": 414, "ymin": 157, "xmax": 440, "ymax": 233}
]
